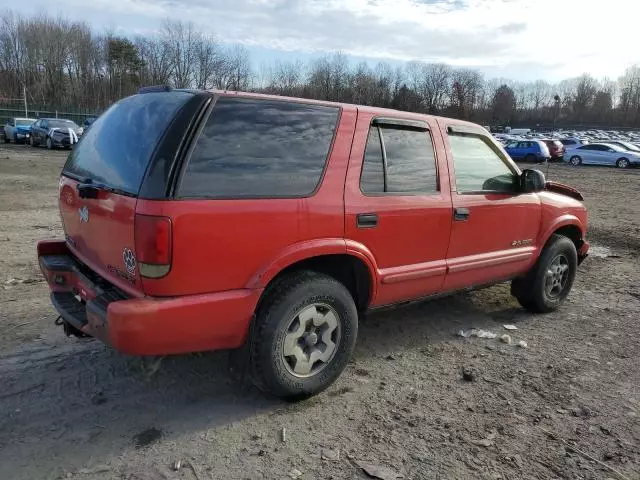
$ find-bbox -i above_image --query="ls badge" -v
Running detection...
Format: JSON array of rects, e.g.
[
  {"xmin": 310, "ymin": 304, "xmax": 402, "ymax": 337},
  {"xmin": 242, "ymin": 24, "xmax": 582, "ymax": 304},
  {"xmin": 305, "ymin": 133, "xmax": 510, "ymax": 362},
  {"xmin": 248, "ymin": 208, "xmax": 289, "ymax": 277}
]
[{"xmin": 511, "ymin": 239, "xmax": 533, "ymax": 247}]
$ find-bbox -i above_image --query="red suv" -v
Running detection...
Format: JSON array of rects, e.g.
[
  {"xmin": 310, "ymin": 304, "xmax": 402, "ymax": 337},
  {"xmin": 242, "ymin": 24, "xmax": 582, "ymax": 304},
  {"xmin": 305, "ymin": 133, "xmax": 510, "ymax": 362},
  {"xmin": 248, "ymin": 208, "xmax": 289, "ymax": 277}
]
[
  {"xmin": 543, "ymin": 139, "xmax": 566, "ymax": 161},
  {"xmin": 38, "ymin": 88, "xmax": 589, "ymax": 399}
]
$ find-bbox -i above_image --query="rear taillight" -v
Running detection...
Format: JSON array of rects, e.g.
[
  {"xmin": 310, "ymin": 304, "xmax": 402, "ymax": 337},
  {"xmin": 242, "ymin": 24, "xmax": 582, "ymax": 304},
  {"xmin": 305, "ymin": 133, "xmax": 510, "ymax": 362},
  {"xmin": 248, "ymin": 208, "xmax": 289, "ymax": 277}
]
[{"xmin": 135, "ymin": 214, "xmax": 172, "ymax": 278}]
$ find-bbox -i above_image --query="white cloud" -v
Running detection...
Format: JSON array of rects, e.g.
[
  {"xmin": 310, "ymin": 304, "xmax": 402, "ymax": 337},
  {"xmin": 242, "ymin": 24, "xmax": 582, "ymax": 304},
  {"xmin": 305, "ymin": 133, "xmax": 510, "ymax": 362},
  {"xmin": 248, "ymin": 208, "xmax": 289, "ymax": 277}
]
[{"xmin": 12, "ymin": 0, "xmax": 640, "ymax": 80}]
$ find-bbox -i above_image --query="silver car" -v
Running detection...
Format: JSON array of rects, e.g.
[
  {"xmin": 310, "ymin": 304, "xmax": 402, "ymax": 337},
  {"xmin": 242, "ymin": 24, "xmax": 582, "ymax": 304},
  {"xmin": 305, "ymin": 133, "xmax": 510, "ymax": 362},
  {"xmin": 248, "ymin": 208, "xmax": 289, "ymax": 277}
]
[{"xmin": 565, "ymin": 143, "xmax": 640, "ymax": 168}]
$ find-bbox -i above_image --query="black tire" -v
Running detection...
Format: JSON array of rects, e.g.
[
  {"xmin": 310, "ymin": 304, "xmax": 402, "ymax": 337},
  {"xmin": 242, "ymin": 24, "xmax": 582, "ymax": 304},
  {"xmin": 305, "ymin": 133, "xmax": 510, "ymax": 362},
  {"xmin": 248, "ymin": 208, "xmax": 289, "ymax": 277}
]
[
  {"xmin": 46, "ymin": 137, "xmax": 52, "ymax": 149},
  {"xmin": 525, "ymin": 153, "xmax": 536, "ymax": 163},
  {"xmin": 616, "ymin": 158, "xmax": 630, "ymax": 169},
  {"xmin": 30, "ymin": 136, "xmax": 36, "ymax": 147},
  {"xmin": 511, "ymin": 234, "xmax": 577, "ymax": 313},
  {"xmin": 569, "ymin": 155, "xmax": 582, "ymax": 166},
  {"xmin": 250, "ymin": 271, "xmax": 358, "ymax": 400},
  {"xmin": 2, "ymin": 134, "xmax": 8, "ymax": 143},
  {"xmin": 12, "ymin": 133, "xmax": 18, "ymax": 144}
]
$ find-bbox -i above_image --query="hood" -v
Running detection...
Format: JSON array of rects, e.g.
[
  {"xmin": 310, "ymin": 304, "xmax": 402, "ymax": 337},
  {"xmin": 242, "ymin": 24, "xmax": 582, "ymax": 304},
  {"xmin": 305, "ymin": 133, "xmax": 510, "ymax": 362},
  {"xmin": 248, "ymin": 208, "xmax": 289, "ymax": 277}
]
[
  {"xmin": 544, "ymin": 181, "xmax": 584, "ymax": 201},
  {"xmin": 14, "ymin": 125, "xmax": 32, "ymax": 132}
]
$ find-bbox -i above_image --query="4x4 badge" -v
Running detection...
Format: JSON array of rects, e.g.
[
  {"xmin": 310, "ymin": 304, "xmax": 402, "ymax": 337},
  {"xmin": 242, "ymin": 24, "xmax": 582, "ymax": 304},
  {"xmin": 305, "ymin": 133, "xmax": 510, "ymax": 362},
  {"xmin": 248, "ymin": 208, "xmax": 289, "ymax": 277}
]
[
  {"xmin": 123, "ymin": 248, "xmax": 137, "ymax": 274},
  {"xmin": 78, "ymin": 206, "xmax": 89, "ymax": 223}
]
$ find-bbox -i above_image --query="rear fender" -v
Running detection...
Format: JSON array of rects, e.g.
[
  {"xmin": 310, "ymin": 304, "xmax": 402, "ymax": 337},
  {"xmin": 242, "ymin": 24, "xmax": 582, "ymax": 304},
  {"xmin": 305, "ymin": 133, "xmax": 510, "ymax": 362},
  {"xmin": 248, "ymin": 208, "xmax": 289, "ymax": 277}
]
[{"xmin": 246, "ymin": 238, "xmax": 380, "ymax": 302}]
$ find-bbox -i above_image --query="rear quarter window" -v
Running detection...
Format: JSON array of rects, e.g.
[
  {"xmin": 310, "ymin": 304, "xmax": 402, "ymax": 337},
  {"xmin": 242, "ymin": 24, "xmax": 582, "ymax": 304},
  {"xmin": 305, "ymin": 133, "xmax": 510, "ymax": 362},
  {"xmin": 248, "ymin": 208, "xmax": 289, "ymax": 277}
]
[
  {"xmin": 63, "ymin": 91, "xmax": 194, "ymax": 195},
  {"xmin": 178, "ymin": 97, "xmax": 339, "ymax": 198}
]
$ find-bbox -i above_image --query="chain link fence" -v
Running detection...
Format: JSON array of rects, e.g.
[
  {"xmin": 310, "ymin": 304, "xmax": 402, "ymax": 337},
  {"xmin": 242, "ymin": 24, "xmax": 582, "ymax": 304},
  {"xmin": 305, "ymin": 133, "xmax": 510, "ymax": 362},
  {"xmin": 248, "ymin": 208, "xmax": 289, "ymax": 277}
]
[{"xmin": 0, "ymin": 99, "xmax": 100, "ymax": 141}]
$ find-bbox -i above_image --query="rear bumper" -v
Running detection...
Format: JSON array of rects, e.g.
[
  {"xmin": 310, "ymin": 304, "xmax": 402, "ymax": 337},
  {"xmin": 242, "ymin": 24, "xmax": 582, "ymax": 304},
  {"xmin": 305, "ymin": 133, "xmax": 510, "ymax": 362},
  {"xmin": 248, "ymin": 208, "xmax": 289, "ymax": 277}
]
[{"xmin": 37, "ymin": 240, "xmax": 261, "ymax": 356}]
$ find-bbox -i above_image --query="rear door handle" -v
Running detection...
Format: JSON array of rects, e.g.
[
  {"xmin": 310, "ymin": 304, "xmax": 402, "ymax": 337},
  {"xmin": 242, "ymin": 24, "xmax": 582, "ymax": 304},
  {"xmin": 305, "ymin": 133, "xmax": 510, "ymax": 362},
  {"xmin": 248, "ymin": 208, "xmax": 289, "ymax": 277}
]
[
  {"xmin": 454, "ymin": 208, "xmax": 470, "ymax": 221},
  {"xmin": 357, "ymin": 213, "xmax": 378, "ymax": 228}
]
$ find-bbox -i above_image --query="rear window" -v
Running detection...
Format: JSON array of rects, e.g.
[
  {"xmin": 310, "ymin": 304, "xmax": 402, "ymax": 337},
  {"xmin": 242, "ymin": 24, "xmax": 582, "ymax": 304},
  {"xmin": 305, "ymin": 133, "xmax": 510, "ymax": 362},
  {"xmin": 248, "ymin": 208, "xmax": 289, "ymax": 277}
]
[
  {"xmin": 178, "ymin": 97, "xmax": 339, "ymax": 198},
  {"xmin": 63, "ymin": 91, "xmax": 193, "ymax": 195}
]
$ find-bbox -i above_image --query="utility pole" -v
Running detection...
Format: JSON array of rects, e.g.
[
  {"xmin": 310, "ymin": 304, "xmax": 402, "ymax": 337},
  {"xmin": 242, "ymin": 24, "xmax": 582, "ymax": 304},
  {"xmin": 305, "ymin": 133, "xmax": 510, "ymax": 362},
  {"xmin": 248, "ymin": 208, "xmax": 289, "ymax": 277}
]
[{"xmin": 23, "ymin": 85, "xmax": 28, "ymax": 117}]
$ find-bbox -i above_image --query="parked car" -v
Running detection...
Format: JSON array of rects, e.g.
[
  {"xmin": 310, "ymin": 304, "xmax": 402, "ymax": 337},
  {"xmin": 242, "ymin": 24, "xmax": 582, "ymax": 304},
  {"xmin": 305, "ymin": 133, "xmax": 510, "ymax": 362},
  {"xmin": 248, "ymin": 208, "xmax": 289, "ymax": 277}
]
[
  {"xmin": 542, "ymin": 139, "xmax": 565, "ymax": 161},
  {"xmin": 30, "ymin": 118, "xmax": 83, "ymax": 149},
  {"xmin": 3, "ymin": 117, "xmax": 36, "ymax": 144},
  {"xmin": 37, "ymin": 88, "xmax": 589, "ymax": 400},
  {"xmin": 559, "ymin": 138, "xmax": 589, "ymax": 149},
  {"xmin": 83, "ymin": 116, "xmax": 98, "ymax": 129},
  {"xmin": 504, "ymin": 140, "xmax": 551, "ymax": 162},
  {"xmin": 565, "ymin": 143, "xmax": 640, "ymax": 168},
  {"xmin": 602, "ymin": 140, "xmax": 640, "ymax": 154}
]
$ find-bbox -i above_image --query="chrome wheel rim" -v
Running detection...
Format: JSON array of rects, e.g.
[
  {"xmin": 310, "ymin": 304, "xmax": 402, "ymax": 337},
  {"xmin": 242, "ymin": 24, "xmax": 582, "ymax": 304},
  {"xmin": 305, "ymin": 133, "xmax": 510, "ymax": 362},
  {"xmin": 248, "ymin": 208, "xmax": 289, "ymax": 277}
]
[
  {"xmin": 619, "ymin": 159, "xmax": 629, "ymax": 168},
  {"xmin": 544, "ymin": 254, "xmax": 570, "ymax": 299},
  {"xmin": 570, "ymin": 157, "xmax": 580, "ymax": 165},
  {"xmin": 282, "ymin": 303, "xmax": 341, "ymax": 378}
]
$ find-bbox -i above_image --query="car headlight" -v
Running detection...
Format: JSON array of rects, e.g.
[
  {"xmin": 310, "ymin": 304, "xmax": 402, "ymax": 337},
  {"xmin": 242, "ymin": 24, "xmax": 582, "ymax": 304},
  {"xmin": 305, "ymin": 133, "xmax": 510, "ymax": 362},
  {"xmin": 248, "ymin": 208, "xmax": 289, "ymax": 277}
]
[{"xmin": 77, "ymin": 127, "xmax": 84, "ymax": 136}]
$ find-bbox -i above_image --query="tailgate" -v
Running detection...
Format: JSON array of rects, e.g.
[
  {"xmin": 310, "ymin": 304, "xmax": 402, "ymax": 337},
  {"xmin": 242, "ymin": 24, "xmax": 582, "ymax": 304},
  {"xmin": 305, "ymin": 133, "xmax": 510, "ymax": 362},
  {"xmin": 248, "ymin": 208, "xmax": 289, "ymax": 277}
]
[{"xmin": 60, "ymin": 176, "xmax": 142, "ymax": 295}]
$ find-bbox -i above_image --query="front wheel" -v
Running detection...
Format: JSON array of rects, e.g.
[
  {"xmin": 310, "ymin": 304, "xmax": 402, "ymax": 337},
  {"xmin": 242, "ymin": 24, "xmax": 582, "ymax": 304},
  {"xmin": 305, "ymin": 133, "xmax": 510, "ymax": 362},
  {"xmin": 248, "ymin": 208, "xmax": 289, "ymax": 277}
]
[
  {"xmin": 511, "ymin": 234, "xmax": 577, "ymax": 313},
  {"xmin": 569, "ymin": 155, "xmax": 582, "ymax": 166},
  {"xmin": 616, "ymin": 158, "xmax": 630, "ymax": 169},
  {"xmin": 46, "ymin": 137, "xmax": 52, "ymax": 149},
  {"xmin": 30, "ymin": 136, "xmax": 35, "ymax": 147},
  {"xmin": 250, "ymin": 271, "xmax": 358, "ymax": 400}
]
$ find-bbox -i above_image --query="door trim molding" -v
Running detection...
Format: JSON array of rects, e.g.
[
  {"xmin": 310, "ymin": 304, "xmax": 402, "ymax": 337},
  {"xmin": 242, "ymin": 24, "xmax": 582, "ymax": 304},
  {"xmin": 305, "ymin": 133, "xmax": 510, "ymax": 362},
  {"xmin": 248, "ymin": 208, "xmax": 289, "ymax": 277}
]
[
  {"xmin": 447, "ymin": 247, "xmax": 536, "ymax": 274},
  {"xmin": 380, "ymin": 260, "xmax": 447, "ymax": 284}
]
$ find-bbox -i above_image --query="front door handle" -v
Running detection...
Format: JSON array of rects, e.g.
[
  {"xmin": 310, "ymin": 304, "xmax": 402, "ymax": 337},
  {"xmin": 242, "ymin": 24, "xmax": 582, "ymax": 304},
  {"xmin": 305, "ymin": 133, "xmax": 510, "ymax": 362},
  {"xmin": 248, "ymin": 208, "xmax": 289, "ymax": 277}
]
[
  {"xmin": 454, "ymin": 207, "xmax": 470, "ymax": 221},
  {"xmin": 357, "ymin": 213, "xmax": 378, "ymax": 228}
]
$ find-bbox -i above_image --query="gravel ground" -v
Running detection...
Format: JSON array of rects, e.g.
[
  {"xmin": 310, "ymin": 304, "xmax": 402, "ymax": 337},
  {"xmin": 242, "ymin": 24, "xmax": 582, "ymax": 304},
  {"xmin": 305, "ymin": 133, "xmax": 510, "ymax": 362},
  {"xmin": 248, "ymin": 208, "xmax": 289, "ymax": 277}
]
[{"xmin": 0, "ymin": 143, "xmax": 639, "ymax": 480}]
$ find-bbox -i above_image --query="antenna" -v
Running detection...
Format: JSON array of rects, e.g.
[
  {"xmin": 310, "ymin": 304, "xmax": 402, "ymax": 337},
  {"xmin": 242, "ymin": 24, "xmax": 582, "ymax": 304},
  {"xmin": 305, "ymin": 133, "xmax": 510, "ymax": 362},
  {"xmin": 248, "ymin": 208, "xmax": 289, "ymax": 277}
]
[{"xmin": 546, "ymin": 157, "xmax": 550, "ymax": 180}]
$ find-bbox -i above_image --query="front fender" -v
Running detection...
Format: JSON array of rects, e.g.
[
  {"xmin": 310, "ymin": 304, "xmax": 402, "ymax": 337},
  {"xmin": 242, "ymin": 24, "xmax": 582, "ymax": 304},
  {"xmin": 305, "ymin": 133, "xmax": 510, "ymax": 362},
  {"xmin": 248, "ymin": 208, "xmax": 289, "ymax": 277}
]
[{"xmin": 538, "ymin": 214, "xmax": 585, "ymax": 247}]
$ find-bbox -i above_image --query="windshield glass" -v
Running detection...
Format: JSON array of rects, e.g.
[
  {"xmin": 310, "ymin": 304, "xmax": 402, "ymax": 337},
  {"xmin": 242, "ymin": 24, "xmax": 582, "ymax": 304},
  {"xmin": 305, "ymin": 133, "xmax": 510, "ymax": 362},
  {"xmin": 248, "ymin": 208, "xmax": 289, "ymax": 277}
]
[
  {"xmin": 49, "ymin": 119, "xmax": 78, "ymax": 129},
  {"xmin": 63, "ymin": 91, "xmax": 193, "ymax": 195},
  {"xmin": 15, "ymin": 119, "xmax": 35, "ymax": 127}
]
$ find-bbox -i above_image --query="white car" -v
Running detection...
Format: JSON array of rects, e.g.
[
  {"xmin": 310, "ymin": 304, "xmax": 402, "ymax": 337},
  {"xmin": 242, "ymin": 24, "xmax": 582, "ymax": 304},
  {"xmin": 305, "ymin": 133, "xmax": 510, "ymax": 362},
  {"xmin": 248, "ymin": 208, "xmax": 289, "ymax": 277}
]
[{"xmin": 565, "ymin": 143, "xmax": 640, "ymax": 168}]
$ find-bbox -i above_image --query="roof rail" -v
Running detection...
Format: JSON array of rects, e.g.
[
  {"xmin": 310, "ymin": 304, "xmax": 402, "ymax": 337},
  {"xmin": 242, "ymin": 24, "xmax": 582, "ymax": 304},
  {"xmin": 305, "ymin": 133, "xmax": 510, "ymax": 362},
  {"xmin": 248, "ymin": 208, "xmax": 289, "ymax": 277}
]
[{"xmin": 137, "ymin": 85, "xmax": 172, "ymax": 94}]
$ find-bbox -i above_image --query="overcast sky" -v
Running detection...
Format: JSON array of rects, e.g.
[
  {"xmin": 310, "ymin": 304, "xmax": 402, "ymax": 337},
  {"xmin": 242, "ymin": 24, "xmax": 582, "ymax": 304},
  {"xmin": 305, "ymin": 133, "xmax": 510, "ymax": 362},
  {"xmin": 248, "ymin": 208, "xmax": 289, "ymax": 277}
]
[{"xmin": 6, "ymin": 0, "xmax": 638, "ymax": 82}]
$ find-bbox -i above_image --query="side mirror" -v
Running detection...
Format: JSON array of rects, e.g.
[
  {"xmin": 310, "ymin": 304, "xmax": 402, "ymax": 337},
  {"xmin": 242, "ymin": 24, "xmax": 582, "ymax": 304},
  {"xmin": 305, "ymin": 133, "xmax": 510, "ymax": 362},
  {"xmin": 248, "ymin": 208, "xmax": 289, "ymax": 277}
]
[{"xmin": 521, "ymin": 169, "xmax": 545, "ymax": 193}]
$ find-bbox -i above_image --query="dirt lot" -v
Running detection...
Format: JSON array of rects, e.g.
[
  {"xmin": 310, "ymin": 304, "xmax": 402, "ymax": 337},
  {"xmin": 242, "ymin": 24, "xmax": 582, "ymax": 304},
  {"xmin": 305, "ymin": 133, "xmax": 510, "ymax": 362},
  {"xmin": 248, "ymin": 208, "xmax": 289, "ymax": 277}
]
[{"xmin": 0, "ymin": 143, "xmax": 639, "ymax": 480}]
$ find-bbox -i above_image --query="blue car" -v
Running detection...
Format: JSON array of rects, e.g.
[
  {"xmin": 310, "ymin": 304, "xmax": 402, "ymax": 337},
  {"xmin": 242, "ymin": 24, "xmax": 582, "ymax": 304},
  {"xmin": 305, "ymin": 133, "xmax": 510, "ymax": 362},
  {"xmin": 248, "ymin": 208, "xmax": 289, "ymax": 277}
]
[
  {"xmin": 505, "ymin": 140, "xmax": 551, "ymax": 163},
  {"xmin": 3, "ymin": 117, "xmax": 36, "ymax": 144}
]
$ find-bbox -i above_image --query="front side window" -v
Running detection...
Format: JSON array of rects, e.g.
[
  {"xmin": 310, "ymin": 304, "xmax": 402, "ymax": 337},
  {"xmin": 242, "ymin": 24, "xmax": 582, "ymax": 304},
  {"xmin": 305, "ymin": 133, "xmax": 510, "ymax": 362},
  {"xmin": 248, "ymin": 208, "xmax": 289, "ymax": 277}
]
[
  {"xmin": 179, "ymin": 97, "xmax": 339, "ymax": 198},
  {"xmin": 360, "ymin": 124, "xmax": 438, "ymax": 195},
  {"xmin": 449, "ymin": 132, "xmax": 516, "ymax": 193}
]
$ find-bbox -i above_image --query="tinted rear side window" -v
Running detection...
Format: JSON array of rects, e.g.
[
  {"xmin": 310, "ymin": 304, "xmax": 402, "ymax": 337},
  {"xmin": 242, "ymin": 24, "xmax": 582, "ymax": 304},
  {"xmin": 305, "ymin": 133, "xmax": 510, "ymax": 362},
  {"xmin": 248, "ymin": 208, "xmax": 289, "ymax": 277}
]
[
  {"xmin": 179, "ymin": 97, "xmax": 339, "ymax": 198},
  {"xmin": 360, "ymin": 124, "xmax": 438, "ymax": 194},
  {"xmin": 63, "ymin": 91, "xmax": 193, "ymax": 195}
]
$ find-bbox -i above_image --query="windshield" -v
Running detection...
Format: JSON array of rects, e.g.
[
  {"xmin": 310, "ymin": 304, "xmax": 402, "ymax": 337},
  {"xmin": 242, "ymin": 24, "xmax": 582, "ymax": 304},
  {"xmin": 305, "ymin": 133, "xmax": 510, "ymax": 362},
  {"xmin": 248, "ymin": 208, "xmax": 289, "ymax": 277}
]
[
  {"xmin": 63, "ymin": 91, "xmax": 193, "ymax": 195},
  {"xmin": 49, "ymin": 119, "xmax": 78, "ymax": 129},
  {"xmin": 15, "ymin": 119, "xmax": 35, "ymax": 127}
]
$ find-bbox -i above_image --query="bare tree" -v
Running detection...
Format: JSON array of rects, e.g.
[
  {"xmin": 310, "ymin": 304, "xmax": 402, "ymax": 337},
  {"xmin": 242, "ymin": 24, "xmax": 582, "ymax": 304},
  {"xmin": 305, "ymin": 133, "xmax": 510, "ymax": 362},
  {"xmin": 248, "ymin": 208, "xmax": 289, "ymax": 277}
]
[{"xmin": 163, "ymin": 20, "xmax": 197, "ymax": 88}]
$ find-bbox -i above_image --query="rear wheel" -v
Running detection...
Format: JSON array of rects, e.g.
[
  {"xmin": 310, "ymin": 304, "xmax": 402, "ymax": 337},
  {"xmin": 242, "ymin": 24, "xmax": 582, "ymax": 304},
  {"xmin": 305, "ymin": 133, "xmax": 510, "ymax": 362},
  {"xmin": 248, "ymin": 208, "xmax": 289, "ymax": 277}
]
[
  {"xmin": 511, "ymin": 234, "xmax": 577, "ymax": 313},
  {"xmin": 30, "ymin": 136, "xmax": 35, "ymax": 147},
  {"xmin": 616, "ymin": 157, "xmax": 630, "ymax": 169},
  {"xmin": 569, "ymin": 155, "xmax": 582, "ymax": 166},
  {"xmin": 250, "ymin": 271, "xmax": 358, "ymax": 400},
  {"xmin": 525, "ymin": 153, "xmax": 536, "ymax": 163}
]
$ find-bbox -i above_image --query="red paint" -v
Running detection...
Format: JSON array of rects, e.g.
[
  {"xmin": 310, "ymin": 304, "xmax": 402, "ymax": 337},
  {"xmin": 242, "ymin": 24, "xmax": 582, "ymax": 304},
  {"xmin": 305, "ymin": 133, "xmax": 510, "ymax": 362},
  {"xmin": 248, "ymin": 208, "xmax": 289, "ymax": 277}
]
[{"xmin": 39, "ymin": 91, "xmax": 589, "ymax": 356}]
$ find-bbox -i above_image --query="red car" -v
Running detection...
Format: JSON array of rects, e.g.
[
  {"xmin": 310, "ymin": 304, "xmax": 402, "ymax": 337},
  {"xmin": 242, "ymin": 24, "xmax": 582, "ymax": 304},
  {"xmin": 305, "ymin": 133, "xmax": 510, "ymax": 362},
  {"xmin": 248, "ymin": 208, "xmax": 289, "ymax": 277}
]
[
  {"xmin": 543, "ymin": 139, "xmax": 566, "ymax": 161},
  {"xmin": 38, "ymin": 88, "xmax": 589, "ymax": 399}
]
